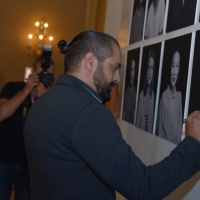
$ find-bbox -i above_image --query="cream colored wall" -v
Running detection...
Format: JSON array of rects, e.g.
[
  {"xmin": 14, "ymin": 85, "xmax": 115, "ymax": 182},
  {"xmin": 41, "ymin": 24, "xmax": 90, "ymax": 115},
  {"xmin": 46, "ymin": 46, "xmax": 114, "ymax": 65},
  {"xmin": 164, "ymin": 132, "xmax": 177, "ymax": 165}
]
[
  {"xmin": 103, "ymin": 0, "xmax": 123, "ymax": 118},
  {"xmin": 0, "ymin": 0, "xmax": 88, "ymax": 90}
]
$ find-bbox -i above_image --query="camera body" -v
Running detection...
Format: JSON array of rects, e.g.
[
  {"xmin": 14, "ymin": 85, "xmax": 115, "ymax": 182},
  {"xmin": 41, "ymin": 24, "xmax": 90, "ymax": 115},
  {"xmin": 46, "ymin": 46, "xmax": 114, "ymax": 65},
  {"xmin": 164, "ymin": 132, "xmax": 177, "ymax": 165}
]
[{"xmin": 38, "ymin": 44, "xmax": 54, "ymax": 87}]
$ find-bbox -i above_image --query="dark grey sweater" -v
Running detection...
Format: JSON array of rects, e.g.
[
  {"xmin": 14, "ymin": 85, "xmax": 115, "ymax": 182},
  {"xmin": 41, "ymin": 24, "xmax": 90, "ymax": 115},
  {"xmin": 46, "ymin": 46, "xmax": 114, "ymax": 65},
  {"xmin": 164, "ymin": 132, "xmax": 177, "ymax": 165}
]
[{"xmin": 24, "ymin": 74, "xmax": 200, "ymax": 200}]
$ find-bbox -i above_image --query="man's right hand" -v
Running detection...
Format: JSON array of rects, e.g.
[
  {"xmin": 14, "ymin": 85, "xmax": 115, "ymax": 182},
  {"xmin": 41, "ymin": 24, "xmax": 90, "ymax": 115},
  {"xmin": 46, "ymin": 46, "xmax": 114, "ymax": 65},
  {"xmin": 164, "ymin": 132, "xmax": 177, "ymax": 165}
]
[{"xmin": 185, "ymin": 111, "xmax": 200, "ymax": 142}]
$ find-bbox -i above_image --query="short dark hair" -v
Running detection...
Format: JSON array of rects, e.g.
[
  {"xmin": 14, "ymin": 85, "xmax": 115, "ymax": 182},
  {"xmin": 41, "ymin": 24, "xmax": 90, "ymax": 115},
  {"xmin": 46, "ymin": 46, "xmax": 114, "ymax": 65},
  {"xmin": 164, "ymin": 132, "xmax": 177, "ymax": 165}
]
[{"xmin": 58, "ymin": 30, "xmax": 120, "ymax": 73}]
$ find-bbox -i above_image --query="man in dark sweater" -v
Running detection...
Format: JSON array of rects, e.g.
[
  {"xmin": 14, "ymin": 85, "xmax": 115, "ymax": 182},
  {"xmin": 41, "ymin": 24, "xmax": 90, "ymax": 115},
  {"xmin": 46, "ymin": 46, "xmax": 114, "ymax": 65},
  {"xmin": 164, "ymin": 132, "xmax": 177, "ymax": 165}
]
[
  {"xmin": 0, "ymin": 58, "xmax": 55, "ymax": 200},
  {"xmin": 24, "ymin": 30, "xmax": 200, "ymax": 200}
]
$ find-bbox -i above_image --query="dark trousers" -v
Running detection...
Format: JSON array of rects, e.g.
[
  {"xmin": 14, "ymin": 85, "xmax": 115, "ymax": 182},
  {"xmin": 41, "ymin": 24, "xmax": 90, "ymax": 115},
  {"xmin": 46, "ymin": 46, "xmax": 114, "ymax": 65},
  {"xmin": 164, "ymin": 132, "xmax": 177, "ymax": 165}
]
[{"xmin": 0, "ymin": 162, "xmax": 30, "ymax": 200}]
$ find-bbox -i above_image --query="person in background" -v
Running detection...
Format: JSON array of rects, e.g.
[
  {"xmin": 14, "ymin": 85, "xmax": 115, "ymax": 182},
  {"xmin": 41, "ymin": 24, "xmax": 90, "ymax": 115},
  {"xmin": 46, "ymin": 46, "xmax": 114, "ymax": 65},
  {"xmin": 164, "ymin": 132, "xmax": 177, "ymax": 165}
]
[
  {"xmin": 0, "ymin": 58, "xmax": 55, "ymax": 200},
  {"xmin": 129, "ymin": 0, "xmax": 145, "ymax": 44},
  {"xmin": 123, "ymin": 59, "xmax": 137, "ymax": 124},
  {"xmin": 145, "ymin": 0, "xmax": 165, "ymax": 39},
  {"xmin": 24, "ymin": 30, "xmax": 200, "ymax": 200},
  {"xmin": 136, "ymin": 49, "xmax": 155, "ymax": 133},
  {"xmin": 157, "ymin": 45, "xmax": 182, "ymax": 144}
]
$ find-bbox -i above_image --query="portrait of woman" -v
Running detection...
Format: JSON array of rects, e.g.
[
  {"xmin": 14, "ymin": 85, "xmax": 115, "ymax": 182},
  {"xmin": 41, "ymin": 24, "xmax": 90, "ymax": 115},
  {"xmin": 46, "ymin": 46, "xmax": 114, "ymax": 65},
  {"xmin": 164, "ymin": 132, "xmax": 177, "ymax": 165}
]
[
  {"xmin": 122, "ymin": 60, "xmax": 137, "ymax": 123},
  {"xmin": 136, "ymin": 49, "xmax": 155, "ymax": 132},
  {"xmin": 156, "ymin": 34, "xmax": 191, "ymax": 144},
  {"xmin": 122, "ymin": 48, "xmax": 140, "ymax": 124},
  {"xmin": 157, "ymin": 45, "xmax": 182, "ymax": 144}
]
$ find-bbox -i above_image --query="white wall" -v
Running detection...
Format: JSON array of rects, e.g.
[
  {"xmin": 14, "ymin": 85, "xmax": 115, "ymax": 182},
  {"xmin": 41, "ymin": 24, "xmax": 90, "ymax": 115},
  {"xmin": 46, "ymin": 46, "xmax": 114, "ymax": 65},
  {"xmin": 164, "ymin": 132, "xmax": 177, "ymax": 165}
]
[{"xmin": 104, "ymin": 0, "xmax": 200, "ymax": 199}]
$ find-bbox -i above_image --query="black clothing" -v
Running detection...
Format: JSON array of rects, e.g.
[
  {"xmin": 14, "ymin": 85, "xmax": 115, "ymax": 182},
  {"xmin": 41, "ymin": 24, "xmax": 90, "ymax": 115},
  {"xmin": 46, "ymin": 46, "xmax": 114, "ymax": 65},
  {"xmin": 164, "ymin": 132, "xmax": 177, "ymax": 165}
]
[
  {"xmin": 24, "ymin": 74, "xmax": 200, "ymax": 200},
  {"xmin": 0, "ymin": 82, "xmax": 31, "ymax": 165}
]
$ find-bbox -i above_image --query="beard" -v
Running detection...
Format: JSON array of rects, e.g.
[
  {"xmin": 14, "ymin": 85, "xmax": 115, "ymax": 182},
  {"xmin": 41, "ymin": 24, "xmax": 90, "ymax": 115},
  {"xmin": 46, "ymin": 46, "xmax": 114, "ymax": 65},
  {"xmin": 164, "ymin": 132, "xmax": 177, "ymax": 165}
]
[{"xmin": 93, "ymin": 64, "xmax": 116, "ymax": 101}]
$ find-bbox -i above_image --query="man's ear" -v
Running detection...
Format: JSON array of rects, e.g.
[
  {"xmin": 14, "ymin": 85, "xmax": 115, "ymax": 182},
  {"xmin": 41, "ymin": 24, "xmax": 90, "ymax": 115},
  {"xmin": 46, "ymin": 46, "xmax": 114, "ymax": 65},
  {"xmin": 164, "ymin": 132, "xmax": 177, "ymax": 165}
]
[{"xmin": 84, "ymin": 52, "xmax": 97, "ymax": 72}]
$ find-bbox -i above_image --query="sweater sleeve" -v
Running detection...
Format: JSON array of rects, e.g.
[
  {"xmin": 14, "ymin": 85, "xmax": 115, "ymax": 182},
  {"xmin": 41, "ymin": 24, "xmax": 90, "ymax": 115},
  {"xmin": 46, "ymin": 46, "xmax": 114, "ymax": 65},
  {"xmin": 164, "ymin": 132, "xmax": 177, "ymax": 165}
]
[{"xmin": 72, "ymin": 104, "xmax": 200, "ymax": 200}]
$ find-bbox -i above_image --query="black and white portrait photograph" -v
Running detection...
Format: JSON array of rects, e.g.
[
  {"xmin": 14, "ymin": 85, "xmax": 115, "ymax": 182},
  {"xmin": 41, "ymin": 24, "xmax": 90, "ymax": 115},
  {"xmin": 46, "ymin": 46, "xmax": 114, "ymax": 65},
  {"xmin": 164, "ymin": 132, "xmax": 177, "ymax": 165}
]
[
  {"xmin": 136, "ymin": 43, "xmax": 161, "ymax": 133},
  {"xmin": 129, "ymin": 0, "xmax": 147, "ymax": 44},
  {"xmin": 166, "ymin": 0, "xmax": 197, "ymax": 33},
  {"xmin": 144, "ymin": 0, "xmax": 166, "ymax": 39},
  {"xmin": 188, "ymin": 30, "xmax": 200, "ymax": 115},
  {"xmin": 122, "ymin": 48, "xmax": 140, "ymax": 125},
  {"xmin": 156, "ymin": 34, "xmax": 192, "ymax": 144}
]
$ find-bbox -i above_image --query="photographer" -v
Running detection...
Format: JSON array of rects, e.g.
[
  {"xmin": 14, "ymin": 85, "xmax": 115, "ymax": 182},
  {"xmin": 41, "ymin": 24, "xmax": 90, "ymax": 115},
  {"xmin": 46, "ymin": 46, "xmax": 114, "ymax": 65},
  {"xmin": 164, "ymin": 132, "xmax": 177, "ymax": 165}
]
[{"xmin": 0, "ymin": 57, "xmax": 55, "ymax": 200}]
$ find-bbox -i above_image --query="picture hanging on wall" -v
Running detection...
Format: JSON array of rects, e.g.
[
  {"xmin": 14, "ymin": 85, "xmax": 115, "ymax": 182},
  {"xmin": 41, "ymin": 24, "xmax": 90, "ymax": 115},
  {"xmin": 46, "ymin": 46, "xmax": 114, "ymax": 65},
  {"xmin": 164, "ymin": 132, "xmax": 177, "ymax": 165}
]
[
  {"xmin": 144, "ymin": 0, "xmax": 166, "ymax": 40},
  {"xmin": 188, "ymin": 30, "xmax": 200, "ymax": 115},
  {"xmin": 135, "ymin": 42, "xmax": 161, "ymax": 133},
  {"xmin": 129, "ymin": 0, "xmax": 147, "ymax": 44},
  {"xmin": 156, "ymin": 33, "xmax": 192, "ymax": 145},
  {"xmin": 166, "ymin": 0, "xmax": 197, "ymax": 33},
  {"xmin": 122, "ymin": 48, "xmax": 140, "ymax": 125}
]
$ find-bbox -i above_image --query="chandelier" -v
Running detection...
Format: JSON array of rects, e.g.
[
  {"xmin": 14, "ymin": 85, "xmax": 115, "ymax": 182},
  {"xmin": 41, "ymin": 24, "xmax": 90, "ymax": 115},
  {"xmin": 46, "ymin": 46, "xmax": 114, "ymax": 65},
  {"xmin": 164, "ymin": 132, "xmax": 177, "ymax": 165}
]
[{"xmin": 27, "ymin": 19, "xmax": 53, "ymax": 56}]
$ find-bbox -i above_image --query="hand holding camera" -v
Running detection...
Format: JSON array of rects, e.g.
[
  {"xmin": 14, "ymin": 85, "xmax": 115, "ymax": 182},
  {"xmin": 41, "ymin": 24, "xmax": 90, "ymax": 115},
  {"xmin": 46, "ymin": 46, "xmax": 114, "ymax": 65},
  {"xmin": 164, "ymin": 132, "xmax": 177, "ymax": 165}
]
[
  {"xmin": 23, "ymin": 44, "xmax": 54, "ymax": 97},
  {"xmin": 23, "ymin": 72, "xmax": 40, "ymax": 94}
]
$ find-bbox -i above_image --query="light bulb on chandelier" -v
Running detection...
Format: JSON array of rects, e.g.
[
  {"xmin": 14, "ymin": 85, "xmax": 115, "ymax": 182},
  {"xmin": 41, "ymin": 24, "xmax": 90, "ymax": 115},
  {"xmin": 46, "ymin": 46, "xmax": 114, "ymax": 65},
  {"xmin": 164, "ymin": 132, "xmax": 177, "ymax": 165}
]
[{"xmin": 27, "ymin": 18, "xmax": 53, "ymax": 56}]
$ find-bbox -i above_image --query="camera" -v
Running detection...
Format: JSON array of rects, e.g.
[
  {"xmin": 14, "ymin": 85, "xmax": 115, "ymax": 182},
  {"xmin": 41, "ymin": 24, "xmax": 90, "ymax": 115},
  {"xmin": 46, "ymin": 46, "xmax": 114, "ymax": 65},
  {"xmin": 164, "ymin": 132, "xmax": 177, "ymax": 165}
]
[{"xmin": 38, "ymin": 44, "xmax": 54, "ymax": 87}]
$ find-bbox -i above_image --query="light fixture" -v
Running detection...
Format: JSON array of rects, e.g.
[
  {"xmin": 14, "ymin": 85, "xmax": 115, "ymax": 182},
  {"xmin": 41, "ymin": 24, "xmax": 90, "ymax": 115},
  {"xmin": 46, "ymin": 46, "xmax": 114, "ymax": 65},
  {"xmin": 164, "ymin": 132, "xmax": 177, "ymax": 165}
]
[{"xmin": 27, "ymin": 18, "xmax": 53, "ymax": 56}]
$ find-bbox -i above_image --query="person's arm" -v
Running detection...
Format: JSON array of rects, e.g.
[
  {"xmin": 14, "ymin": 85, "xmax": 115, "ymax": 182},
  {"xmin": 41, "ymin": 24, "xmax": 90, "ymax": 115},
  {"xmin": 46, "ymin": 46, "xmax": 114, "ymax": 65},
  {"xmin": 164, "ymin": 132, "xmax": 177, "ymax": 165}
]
[
  {"xmin": 0, "ymin": 72, "xmax": 39, "ymax": 121},
  {"xmin": 73, "ymin": 105, "xmax": 200, "ymax": 200}
]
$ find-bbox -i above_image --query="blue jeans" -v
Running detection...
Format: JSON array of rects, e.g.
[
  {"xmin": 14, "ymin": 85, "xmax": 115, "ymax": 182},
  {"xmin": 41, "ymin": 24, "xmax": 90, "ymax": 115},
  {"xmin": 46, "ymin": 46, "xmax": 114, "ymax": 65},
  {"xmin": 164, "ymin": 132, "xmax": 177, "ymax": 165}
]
[{"xmin": 0, "ymin": 162, "xmax": 30, "ymax": 200}]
